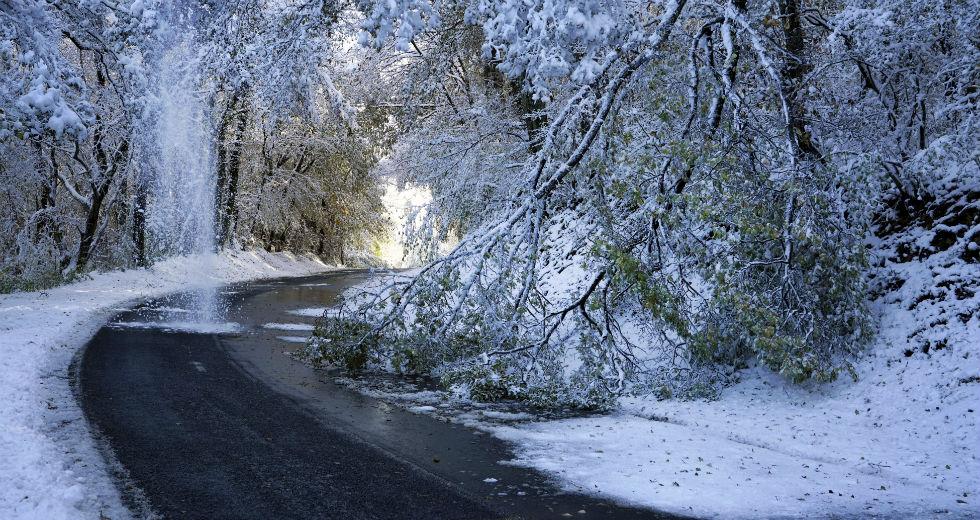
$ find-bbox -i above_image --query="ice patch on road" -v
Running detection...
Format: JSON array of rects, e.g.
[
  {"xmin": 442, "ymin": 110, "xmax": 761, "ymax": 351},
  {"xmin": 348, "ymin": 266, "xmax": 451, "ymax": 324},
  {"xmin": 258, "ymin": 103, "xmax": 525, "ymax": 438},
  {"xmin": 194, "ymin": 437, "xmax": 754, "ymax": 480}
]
[
  {"xmin": 286, "ymin": 307, "xmax": 339, "ymax": 317},
  {"xmin": 109, "ymin": 320, "xmax": 242, "ymax": 334},
  {"xmin": 277, "ymin": 335, "xmax": 309, "ymax": 343},
  {"xmin": 262, "ymin": 322, "xmax": 315, "ymax": 331},
  {"xmin": 287, "ymin": 307, "xmax": 325, "ymax": 317}
]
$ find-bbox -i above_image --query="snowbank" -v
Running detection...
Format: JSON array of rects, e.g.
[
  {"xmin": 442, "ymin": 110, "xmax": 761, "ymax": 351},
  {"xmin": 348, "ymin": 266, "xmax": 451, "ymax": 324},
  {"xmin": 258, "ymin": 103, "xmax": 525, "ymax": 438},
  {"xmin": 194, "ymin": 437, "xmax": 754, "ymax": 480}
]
[
  {"xmin": 495, "ymin": 354, "xmax": 977, "ymax": 518},
  {"xmin": 493, "ymin": 251, "xmax": 979, "ymax": 518},
  {"xmin": 0, "ymin": 250, "xmax": 330, "ymax": 520}
]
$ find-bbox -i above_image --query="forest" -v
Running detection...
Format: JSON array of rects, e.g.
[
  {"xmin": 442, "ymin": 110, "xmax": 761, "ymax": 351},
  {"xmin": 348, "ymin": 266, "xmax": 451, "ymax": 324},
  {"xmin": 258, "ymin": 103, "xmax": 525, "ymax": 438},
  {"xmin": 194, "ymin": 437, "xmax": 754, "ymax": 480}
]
[
  {"xmin": 2, "ymin": 0, "xmax": 978, "ymax": 517},
  {"xmin": 3, "ymin": 0, "xmax": 978, "ymax": 404}
]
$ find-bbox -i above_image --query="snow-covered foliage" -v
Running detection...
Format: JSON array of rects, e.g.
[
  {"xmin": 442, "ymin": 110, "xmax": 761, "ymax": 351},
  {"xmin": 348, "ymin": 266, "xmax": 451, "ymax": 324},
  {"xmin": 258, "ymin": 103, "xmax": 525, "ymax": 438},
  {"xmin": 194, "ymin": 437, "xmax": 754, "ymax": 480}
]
[
  {"xmin": 232, "ymin": 105, "xmax": 387, "ymax": 259},
  {"xmin": 488, "ymin": 189, "xmax": 979, "ymax": 516},
  {"xmin": 309, "ymin": 0, "xmax": 980, "ymax": 406},
  {"xmin": 1, "ymin": 0, "xmax": 163, "ymax": 286},
  {"xmin": 0, "ymin": 0, "xmax": 389, "ymax": 290},
  {"xmin": 309, "ymin": 221, "xmax": 979, "ymax": 516},
  {"xmin": 197, "ymin": 3, "xmax": 391, "ymax": 257}
]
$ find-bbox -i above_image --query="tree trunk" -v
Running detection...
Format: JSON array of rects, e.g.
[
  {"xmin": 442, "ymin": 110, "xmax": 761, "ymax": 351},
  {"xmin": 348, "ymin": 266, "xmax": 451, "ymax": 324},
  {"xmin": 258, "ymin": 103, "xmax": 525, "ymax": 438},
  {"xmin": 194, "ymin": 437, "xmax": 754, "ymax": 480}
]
[
  {"xmin": 76, "ymin": 182, "xmax": 109, "ymax": 269},
  {"xmin": 517, "ymin": 90, "xmax": 548, "ymax": 153},
  {"xmin": 215, "ymin": 91, "xmax": 239, "ymax": 242},
  {"xmin": 132, "ymin": 177, "xmax": 147, "ymax": 266},
  {"xmin": 35, "ymin": 144, "xmax": 58, "ymax": 236},
  {"xmin": 778, "ymin": 0, "xmax": 817, "ymax": 158},
  {"xmin": 220, "ymin": 103, "xmax": 248, "ymax": 245},
  {"xmin": 76, "ymin": 124, "xmax": 128, "ymax": 271}
]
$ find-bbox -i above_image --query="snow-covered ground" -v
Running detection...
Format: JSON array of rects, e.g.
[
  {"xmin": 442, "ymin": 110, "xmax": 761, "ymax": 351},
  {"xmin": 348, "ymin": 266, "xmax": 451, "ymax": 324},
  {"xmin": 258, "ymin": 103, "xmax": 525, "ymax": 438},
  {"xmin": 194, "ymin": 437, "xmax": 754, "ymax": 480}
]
[
  {"xmin": 495, "ymin": 350, "xmax": 978, "ymax": 518},
  {"xmin": 491, "ymin": 250, "xmax": 974, "ymax": 519},
  {"xmin": 7, "ymin": 246, "xmax": 971, "ymax": 519},
  {"xmin": 0, "ymin": 250, "xmax": 330, "ymax": 520},
  {"xmin": 328, "ymin": 250, "xmax": 980, "ymax": 518},
  {"xmin": 500, "ymin": 250, "xmax": 978, "ymax": 518}
]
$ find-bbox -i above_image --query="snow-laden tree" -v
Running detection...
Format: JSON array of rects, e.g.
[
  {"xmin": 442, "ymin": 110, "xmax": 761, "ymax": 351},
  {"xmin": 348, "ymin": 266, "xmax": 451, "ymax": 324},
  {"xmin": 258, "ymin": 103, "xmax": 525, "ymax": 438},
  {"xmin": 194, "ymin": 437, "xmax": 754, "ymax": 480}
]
[
  {"xmin": 189, "ymin": 0, "xmax": 390, "ymax": 259},
  {"xmin": 2, "ymin": 0, "xmax": 90, "ymax": 140},
  {"xmin": 309, "ymin": 0, "xmax": 979, "ymax": 406},
  {"xmin": 230, "ymin": 97, "xmax": 387, "ymax": 261},
  {"xmin": 179, "ymin": 0, "xmax": 382, "ymax": 253},
  {"xmin": 1, "ymin": 0, "xmax": 161, "ymax": 285},
  {"xmin": 1, "ymin": 0, "xmax": 392, "ymax": 288}
]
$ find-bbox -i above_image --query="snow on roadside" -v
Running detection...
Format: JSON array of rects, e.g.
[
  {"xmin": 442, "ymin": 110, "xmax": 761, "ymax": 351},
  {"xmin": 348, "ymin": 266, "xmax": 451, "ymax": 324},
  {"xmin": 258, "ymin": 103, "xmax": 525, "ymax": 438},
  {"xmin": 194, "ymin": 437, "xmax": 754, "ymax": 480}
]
[
  {"xmin": 492, "ymin": 251, "xmax": 980, "ymax": 518},
  {"xmin": 494, "ymin": 357, "xmax": 978, "ymax": 519},
  {"xmin": 327, "ymin": 256, "xmax": 979, "ymax": 518},
  {"xmin": 0, "ymin": 249, "xmax": 330, "ymax": 520}
]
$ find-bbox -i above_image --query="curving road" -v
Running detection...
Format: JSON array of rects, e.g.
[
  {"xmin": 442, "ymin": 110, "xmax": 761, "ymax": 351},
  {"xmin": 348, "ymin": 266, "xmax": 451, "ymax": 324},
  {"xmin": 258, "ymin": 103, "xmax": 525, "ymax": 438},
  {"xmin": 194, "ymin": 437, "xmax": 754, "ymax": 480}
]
[{"xmin": 76, "ymin": 271, "xmax": 681, "ymax": 520}]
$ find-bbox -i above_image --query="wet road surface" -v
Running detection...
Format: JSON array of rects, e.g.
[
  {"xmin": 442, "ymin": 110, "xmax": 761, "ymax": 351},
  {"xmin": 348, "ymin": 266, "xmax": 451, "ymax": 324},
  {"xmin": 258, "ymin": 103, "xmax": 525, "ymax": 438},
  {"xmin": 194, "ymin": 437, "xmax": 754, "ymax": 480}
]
[{"xmin": 77, "ymin": 270, "xmax": 683, "ymax": 520}]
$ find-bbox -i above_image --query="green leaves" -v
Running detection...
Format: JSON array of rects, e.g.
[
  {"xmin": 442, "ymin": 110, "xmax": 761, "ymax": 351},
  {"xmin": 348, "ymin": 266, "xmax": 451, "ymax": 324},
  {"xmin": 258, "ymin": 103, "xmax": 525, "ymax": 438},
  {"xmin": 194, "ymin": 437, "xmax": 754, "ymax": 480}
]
[{"xmin": 307, "ymin": 317, "xmax": 379, "ymax": 373}]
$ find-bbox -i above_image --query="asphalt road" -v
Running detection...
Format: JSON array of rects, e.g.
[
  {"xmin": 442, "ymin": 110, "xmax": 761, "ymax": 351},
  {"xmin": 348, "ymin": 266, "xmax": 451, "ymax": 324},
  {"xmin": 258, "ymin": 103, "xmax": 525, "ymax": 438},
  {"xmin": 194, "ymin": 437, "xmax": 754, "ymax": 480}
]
[{"xmin": 76, "ymin": 271, "xmax": 681, "ymax": 520}]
